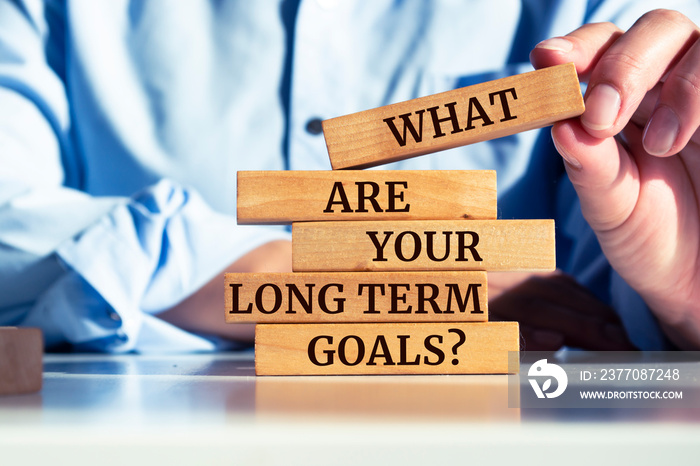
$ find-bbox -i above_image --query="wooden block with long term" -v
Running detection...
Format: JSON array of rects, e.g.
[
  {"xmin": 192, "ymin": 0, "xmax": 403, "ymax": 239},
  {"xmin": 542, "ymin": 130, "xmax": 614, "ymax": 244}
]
[
  {"xmin": 0, "ymin": 327, "xmax": 42, "ymax": 396},
  {"xmin": 292, "ymin": 219, "xmax": 555, "ymax": 272},
  {"xmin": 237, "ymin": 170, "xmax": 496, "ymax": 224},
  {"xmin": 323, "ymin": 63, "xmax": 584, "ymax": 169},
  {"xmin": 255, "ymin": 322, "xmax": 519, "ymax": 375},
  {"xmin": 225, "ymin": 271, "xmax": 487, "ymax": 323}
]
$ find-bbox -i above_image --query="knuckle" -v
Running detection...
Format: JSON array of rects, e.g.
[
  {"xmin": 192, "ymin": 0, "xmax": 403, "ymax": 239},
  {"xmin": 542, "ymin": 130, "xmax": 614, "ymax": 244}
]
[
  {"xmin": 640, "ymin": 9, "xmax": 691, "ymax": 28},
  {"xmin": 669, "ymin": 69, "xmax": 700, "ymax": 101},
  {"xmin": 580, "ymin": 21, "xmax": 622, "ymax": 34},
  {"xmin": 596, "ymin": 49, "xmax": 647, "ymax": 85},
  {"xmin": 599, "ymin": 21, "xmax": 623, "ymax": 34}
]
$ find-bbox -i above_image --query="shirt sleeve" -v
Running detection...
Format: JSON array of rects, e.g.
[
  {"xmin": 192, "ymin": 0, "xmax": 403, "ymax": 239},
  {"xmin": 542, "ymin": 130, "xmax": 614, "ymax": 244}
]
[
  {"xmin": 20, "ymin": 180, "xmax": 290, "ymax": 353},
  {"xmin": 0, "ymin": 1, "xmax": 290, "ymax": 353}
]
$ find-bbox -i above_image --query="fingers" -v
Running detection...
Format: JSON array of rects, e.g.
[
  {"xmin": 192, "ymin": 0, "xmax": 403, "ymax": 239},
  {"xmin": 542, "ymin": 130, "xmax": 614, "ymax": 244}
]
[
  {"xmin": 551, "ymin": 119, "xmax": 640, "ymax": 232},
  {"xmin": 532, "ymin": 10, "xmax": 700, "ymax": 149},
  {"xmin": 642, "ymin": 35, "xmax": 700, "ymax": 156},
  {"xmin": 489, "ymin": 274, "xmax": 636, "ymax": 351},
  {"xmin": 519, "ymin": 326, "xmax": 564, "ymax": 352},
  {"xmin": 530, "ymin": 22, "xmax": 623, "ymax": 79},
  {"xmin": 582, "ymin": 11, "xmax": 698, "ymax": 137}
]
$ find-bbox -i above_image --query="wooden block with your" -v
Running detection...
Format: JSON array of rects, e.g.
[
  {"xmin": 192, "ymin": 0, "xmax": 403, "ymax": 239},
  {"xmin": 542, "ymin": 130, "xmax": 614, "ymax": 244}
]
[{"xmin": 292, "ymin": 219, "xmax": 555, "ymax": 272}]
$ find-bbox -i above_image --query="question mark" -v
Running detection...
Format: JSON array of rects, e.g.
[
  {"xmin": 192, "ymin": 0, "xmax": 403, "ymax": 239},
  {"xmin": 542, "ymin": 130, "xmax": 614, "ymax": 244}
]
[{"xmin": 448, "ymin": 328, "xmax": 466, "ymax": 365}]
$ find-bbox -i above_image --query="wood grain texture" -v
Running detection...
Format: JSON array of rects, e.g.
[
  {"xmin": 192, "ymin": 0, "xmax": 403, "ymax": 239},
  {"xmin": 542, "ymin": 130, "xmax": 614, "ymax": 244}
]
[
  {"xmin": 255, "ymin": 322, "xmax": 519, "ymax": 375},
  {"xmin": 0, "ymin": 327, "xmax": 42, "ymax": 396},
  {"xmin": 225, "ymin": 271, "xmax": 487, "ymax": 322},
  {"xmin": 323, "ymin": 63, "xmax": 584, "ymax": 169},
  {"xmin": 292, "ymin": 219, "xmax": 555, "ymax": 272},
  {"xmin": 237, "ymin": 170, "xmax": 496, "ymax": 224}
]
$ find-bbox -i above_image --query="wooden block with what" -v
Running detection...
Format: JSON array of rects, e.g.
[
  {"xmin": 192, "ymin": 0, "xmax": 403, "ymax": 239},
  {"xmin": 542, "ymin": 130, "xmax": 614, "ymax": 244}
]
[
  {"xmin": 237, "ymin": 170, "xmax": 497, "ymax": 224},
  {"xmin": 0, "ymin": 327, "xmax": 42, "ymax": 396},
  {"xmin": 225, "ymin": 271, "xmax": 488, "ymax": 323},
  {"xmin": 292, "ymin": 219, "xmax": 555, "ymax": 272},
  {"xmin": 255, "ymin": 322, "xmax": 519, "ymax": 375},
  {"xmin": 323, "ymin": 63, "xmax": 584, "ymax": 169}
]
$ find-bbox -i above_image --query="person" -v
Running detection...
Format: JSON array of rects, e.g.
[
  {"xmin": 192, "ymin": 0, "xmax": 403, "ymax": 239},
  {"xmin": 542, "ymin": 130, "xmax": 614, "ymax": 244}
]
[{"xmin": 0, "ymin": 0, "xmax": 698, "ymax": 353}]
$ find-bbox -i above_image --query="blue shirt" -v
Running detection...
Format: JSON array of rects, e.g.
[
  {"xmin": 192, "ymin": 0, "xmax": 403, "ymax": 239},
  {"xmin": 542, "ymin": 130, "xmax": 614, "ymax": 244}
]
[{"xmin": 1, "ymin": 0, "xmax": 698, "ymax": 352}]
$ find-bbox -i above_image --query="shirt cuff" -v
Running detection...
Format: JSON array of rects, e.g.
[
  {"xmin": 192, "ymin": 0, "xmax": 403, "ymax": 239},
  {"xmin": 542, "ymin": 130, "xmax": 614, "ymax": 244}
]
[{"xmin": 47, "ymin": 179, "xmax": 288, "ymax": 352}]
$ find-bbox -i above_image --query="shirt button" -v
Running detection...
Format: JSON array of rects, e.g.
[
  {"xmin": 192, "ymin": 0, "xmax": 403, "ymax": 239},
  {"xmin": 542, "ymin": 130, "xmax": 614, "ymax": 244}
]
[{"xmin": 305, "ymin": 118, "xmax": 324, "ymax": 135}]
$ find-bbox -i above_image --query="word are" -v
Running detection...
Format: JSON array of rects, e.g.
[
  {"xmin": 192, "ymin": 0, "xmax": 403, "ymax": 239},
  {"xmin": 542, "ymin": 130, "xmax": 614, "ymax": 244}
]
[{"xmin": 324, "ymin": 181, "xmax": 410, "ymax": 213}]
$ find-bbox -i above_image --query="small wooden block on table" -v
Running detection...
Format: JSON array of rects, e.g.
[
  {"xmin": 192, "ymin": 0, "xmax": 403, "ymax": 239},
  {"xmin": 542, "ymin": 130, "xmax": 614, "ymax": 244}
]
[
  {"xmin": 323, "ymin": 63, "xmax": 584, "ymax": 169},
  {"xmin": 237, "ymin": 170, "xmax": 496, "ymax": 223},
  {"xmin": 292, "ymin": 219, "xmax": 555, "ymax": 272},
  {"xmin": 0, "ymin": 327, "xmax": 42, "ymax": 396},
  {"xmin": 255, "ymin": 322, "xmax": 519, "ymax": 375},
  {"xmin": 225, "ymin": 271, "xmax": 488, "ymax": 322}
]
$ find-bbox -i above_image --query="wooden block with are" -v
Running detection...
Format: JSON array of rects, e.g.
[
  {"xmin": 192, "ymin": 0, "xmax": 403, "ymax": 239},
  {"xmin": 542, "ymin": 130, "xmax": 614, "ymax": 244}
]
[
  {"xmin": 323, "ymin": 63, "xmax": 584, "ymax": 169},
  {"xmin": 225, "ymin": 271, "xmax": 487, "ymax": 323},
  {"xmin": 255, "ymin": 322, "xmax": 519, "ymax": 375},
  {"xmin": 292, "ymin": 219, "xmax": 555, "ymax": 272},
  {"xmin": 237, "ymin": 170, "xmax": 496, "ymax": 224},
  {"xmin": 0, "ymin": 327, "xmax": 42, "ymax": 396}
]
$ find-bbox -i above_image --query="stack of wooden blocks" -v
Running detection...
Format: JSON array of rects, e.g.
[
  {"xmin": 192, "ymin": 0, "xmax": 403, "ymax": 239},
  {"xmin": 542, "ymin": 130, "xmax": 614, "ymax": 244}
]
[{"xmin": 226, "ymin": 63, "xmax": 584, "ymax": 376}]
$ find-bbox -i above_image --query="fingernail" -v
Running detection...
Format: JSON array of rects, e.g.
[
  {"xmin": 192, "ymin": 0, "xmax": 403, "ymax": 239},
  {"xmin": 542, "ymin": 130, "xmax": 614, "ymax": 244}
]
[
  {"xmin": 535, "ymin": 37, "xmax": 574, "ymax": 53},
  {"xmin": 551, "ymin": 133, "xmax": 582, "ymax": 170},
  {"xmin": 643, "ymin": 105, "xmax": 680, "ymax": 155},
  {"xmin": 582, "ymin": 84, "xmax": 621, "ymax": 131}
]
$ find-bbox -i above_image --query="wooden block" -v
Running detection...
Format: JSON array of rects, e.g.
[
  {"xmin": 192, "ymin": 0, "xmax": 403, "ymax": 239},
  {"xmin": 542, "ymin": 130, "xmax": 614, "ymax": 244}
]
[
  {"xmin": 237, "ymin": 170, "xmax": 496, "ymax": 224},
  {"xmin": 255, "ymin": 322, "xmax": 519, "ymax": 375},
  {"xmin": 292, "ymin": 219, "xmax": 555, "ymax": 272},
  {"xmin": 323, "ymin": 63, "xmax": 584, "ymax": 169},
  {"xmin": 0, "ymin": 327, "xmax": 42, "ymax": 396},
  {"xmin": 225, "ymin": 271, "xmax": 487, "ymax": 323}
]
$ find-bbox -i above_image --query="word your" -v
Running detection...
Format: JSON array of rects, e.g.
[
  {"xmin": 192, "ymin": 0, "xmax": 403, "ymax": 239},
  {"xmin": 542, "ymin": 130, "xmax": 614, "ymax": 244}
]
[{"xmin": 367, "ymin": 230, "xmax": 483, "ymax": 262}]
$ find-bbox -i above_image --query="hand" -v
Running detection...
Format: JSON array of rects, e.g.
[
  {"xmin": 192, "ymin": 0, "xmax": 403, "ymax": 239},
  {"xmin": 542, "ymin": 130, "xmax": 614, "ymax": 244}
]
[
  {"xmin": 530, "ymin": 10, "xmax": 700, "ymax": 349},
  {"xmin": 158, "ymin": 240, "xmax": 292, "ymax": 343},
  {"xmin": 489, "ymin": 271, "xmax": 636, "ymax": 351}
]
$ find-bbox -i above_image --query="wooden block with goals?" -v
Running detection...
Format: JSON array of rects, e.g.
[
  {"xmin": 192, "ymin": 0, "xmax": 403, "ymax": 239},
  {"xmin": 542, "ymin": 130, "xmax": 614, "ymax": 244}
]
[
  {"xmin": 237, "ymin": 170, "xmax": 496, "ymax": 224},
  {"xmin": 0, "ymin": 327, "xmax": 42, "ymax": 396},
  {"xmin": 323, "ymin": 63, "xmax": 584, "ymax": 169},
  {"xmin": 255, "ymin": 322, "xmax": 519, "ymax": 375},
  {"xmin": 225, "ymin": 271, "xmax": 487, "ymax": 323},
  {"xmin": 292, "ymin": 219, "xmax": 555, "ymax": 272}
]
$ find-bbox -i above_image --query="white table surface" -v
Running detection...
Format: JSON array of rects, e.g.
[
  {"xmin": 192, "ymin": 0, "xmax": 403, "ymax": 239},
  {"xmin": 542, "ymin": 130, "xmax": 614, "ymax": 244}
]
[{"xmin": 1, "ymin": 351, "xmax": 699, "ymax": 465}]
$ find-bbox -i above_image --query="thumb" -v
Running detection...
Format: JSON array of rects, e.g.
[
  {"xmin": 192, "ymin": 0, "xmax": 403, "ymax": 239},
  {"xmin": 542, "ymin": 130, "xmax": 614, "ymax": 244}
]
[{"xmin": 550, "ymin": 119, "xmax": 641, "ymax": 233}]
